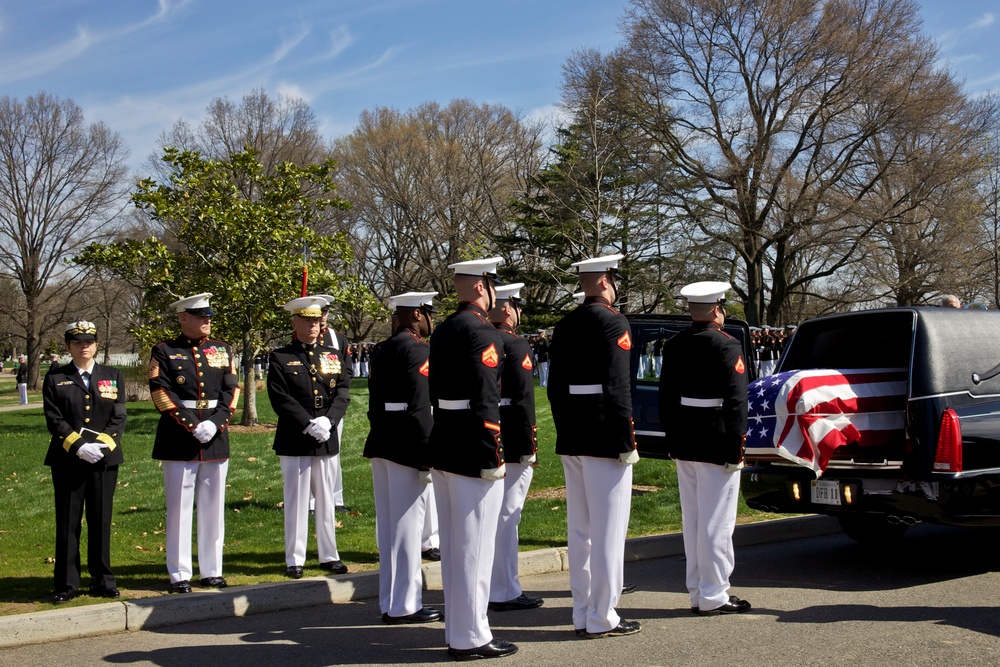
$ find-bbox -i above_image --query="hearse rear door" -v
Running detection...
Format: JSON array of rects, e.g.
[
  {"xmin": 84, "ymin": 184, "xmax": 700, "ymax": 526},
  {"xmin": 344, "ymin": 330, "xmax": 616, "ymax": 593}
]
[{"xmin": 627, "ymin": 314, "xmax": 756, "ymax": 460}]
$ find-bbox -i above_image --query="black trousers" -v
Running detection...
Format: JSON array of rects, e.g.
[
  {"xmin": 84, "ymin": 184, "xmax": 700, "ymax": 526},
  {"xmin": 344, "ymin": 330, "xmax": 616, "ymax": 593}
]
[{"xmin": 50, "ymin": 463, "xmax": 119, "ymax": 593}]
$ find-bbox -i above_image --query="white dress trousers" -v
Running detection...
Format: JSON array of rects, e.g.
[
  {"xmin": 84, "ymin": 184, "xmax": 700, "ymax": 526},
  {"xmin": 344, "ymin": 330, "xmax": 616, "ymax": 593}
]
[
  {"xmin": 421, "ymin": 481, "xmax": 440, "ymax": 551},
  {"xmin": 675, "ymin": 459, "xmax": 740, "ymax": 610},
  {"xmin": 280, "ymin": 453, "xmax": 341, "ymax": 567},
  {"xmin": 162, "ymin": 459, "xmax": 228, "ymax": 582},
  {"xmin": 17, "ymin": 382, "xmax": 28, "ymax": 404},
  {"xmin": 490, "ymin": 462, "xmax": 534, "ymax": 602},
  {"xmin": 371, "ymin": 458, "xmax": 427, "ymax": 617},
  {"xmin": 537, "ymin": 361, "xmax": 550, "ymax": 387},
  {"xmin": 333, "ymin": 419, "xmax": 345, "ymax": 506},
  {"xmin": 561, "ymin": 455, "xmax": 632, "ymax": 633},
  {"xmin": 433, "ymin": 469, "xmax": 503, "ymax": 651}
]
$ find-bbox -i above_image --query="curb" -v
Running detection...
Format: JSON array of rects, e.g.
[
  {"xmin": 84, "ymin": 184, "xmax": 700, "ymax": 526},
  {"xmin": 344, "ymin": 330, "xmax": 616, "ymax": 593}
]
[{"xmin": 0, "ymin": 515, "xmax": 840, "ymax": 648}]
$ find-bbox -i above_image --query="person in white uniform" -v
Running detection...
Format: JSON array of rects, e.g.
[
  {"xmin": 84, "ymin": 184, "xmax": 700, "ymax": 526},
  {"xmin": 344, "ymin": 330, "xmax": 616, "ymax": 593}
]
[
  {"xmin": 427, "ymin": 257, "xmax": 517, "ymax": 661},
  {"xmin": 148, "ymin": 293, "xmax": 239, "ymax": 593},
  {"xmin": 658, "ymin": 281, "xmax": 752, "ymax": 616},
  {"xmin": 364, "ymin": 291, "xmax": 443, "ymax": 624},
  {"xmin": 268, "ymin": 296, "xmax": 352, "ymax": 578},
  {"xmin": 547, "ymin": 254, "xmax": 641, "ymax": 639}
]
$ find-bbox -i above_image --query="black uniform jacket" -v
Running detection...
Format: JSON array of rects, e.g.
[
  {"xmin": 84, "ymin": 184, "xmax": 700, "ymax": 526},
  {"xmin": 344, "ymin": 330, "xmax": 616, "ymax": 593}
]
[
  {"xmin": 268, "ymin": 333, "xmax": 352, "ymax": 457},
  {"xmin": 427, "ymin": 302, "xmax": 505, "ymax": 478},
  {"xmin": 148, "ymin": 335, "xmax": 239, "ymax": 462},
  {"xmin": 43, "ymin": 363, "xmax": 126, "ymax": 468},
  {"xmin": 363, "ymin": 328, "xmax": 433, "ymax": 469},
  {"xmin": 658, "ymin": 321, "xmax": 749, "ymax": 465},
  {"xmin": 496, "ymin": 324, "xmax": 537, "ymax": 463},
  {"xmin": 548, "ymin": 296, "xmax": 636, "ymax": 459}
]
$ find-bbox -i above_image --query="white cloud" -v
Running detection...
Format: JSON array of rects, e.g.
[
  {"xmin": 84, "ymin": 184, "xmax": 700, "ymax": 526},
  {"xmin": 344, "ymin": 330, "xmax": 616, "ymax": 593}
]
[{"xmin": 276, "ymin": 82, "xmax": 313, "ymax": 103}]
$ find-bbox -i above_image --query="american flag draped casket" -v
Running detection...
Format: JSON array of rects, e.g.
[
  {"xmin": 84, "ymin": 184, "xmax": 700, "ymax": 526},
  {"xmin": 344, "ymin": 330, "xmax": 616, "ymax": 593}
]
[{"xmin": 744, "ymin": 368, "xmax": 908, "ymax": 476}]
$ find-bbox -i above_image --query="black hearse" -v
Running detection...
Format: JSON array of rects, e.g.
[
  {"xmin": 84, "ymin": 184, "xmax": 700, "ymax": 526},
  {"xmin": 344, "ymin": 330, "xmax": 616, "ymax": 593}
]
[{"xmin": 629, "ymin": 308, "xmax": 1000, "ymax": 543}]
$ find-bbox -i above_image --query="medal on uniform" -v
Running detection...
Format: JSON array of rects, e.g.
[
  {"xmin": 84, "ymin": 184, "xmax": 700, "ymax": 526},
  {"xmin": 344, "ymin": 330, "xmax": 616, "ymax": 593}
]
[
  {"xmin": 97, "ymin": 379, "xmax": 118, "ymax": 400},
  {"xmin": 203, "ymin": 346, "xmax": 230, "ymax": 368},
  {"xmin": 319, "ymin": 352, "xmax": 341, "ymax": 375},
  {"xmin": 329, "ymin": 378, "xmax": 336, "ymax": 389}
]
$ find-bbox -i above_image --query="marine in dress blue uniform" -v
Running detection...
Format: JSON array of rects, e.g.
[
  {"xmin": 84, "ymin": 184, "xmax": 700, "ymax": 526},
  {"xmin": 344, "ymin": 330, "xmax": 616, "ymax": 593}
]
[
  {"xmin": 43, "ymin": 321, "xmax": 126, "ymax": 602},
  {"xmin": 486, "ymin": 283, "xmax": 543, "ymax": 612},
  {"xmin": 548, "ymin": 254, "xmax": 641, "ymax": 639},
  {"xmin": 149, "ymin": 293, "xmax": 239, "ymax": 593},
  {"xmin": 268, "ymin": 296, "xmax": 352, "ymax": 578},
  {"xmin": 364, "ymin": 291, "xmax": 443, "ymax": 625},
  {"xmin": 428, "ymin": 257, "xmax": 518, "ymax": 661},
  {"xmin": 659, "ymin": 281, "xmax": 751, "ymax": 615}
]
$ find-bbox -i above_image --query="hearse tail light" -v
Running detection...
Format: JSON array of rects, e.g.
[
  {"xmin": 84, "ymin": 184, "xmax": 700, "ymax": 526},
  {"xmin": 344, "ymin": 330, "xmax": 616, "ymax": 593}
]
[
  {"xmin": 933, "ymin": 408, "xmax": 963, "ymax": 473},
  {"xmin": 790, "ymin": 481, "xmax": 802, "ymax": 502}
]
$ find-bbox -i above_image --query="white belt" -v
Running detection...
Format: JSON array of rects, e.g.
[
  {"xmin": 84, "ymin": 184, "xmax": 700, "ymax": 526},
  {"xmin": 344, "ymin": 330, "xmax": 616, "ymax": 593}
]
[
  {"xmin": 498, "ymin": 398, "xmax": 512, "ymax": 407},
  {"xmin": 438, "ymin": 399, "xmax": 471, "ymax": 410},
  {"xmin": 680, "ymin": 397, "xmax": 723, "ymax": 408},
  {"xmin": 384, "ymin": 402, "xmax": 408, "ymax": 412},
  {"xmin": 181, "ymin": 399, "xmax": 218, "ymax": 409},
  {"xmin": 569, "ymin": 384, "xmax": 602, "ymax": 395}
]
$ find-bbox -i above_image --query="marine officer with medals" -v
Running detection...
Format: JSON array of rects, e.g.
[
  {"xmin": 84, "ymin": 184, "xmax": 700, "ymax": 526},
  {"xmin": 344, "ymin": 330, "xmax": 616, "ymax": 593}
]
[
  {"xmin": 148, "ymin": 293, "xmax": 239, "ymax": 593},
  {"xmin": 486, "ymin": 282, "xmax": 544, "ymax": 613},
  {"xmin": 548, "ymin": 253, "xmax": 641, "ymax": 639},
  {"xmin": 427, "ymin": 257, "xmax": 517, "ymax": 661},
  {"xmin": 43, "ymin": 321, "xmax": 126, "ymax": 602},
  {"xmin": 268, "ymin": 296, "xmax": 352, "ymax": 578},
  {"xmin": 658, "ymin": 281, "xmax": 751, "ymax": 616},
  {"xmin": 364, "ymin": 291, "xmax": 443, "ymax": 625}
]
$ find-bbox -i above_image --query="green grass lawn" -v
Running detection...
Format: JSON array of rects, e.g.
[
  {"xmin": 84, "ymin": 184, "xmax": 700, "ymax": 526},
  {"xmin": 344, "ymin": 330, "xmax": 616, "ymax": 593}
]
[
  {"xmin": 0, "ymin": 374, "xmax": 42, "ymax": 407},
  {"xmin": 0, "ymin": 375, "xmax": 774, "ymax": 615}
]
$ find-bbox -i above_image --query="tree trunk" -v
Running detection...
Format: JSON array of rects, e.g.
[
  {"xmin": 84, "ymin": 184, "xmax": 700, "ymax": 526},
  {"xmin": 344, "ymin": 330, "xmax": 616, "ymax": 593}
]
[
  {"xmin": 25, "ymin": 296, "xmax": 41, "ymax": 390},
  {"xmin": 241, "ymin": 332, "xmax": 258, "ymax": 426}
]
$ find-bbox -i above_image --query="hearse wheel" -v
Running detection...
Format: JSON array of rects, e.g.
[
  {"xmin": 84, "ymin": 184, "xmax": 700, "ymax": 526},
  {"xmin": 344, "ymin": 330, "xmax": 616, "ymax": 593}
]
[{"xmin": 837, "ymin": 514, "xmax": 909, "ymax": 545}]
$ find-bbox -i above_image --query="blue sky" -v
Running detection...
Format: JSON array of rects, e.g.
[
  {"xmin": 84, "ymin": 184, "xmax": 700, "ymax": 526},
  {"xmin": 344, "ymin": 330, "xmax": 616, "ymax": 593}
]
[{"xmin": 1, "ymin": 0, "xmax": 998, "ymax": 172}]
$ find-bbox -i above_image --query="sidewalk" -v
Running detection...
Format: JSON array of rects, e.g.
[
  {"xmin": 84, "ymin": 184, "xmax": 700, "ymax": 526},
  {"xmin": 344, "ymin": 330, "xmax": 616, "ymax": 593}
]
[
  {"xmin": 0, "ymin": 515, "xmax": 841, "ymax": 648},
  {"xmin": 0, "ymin": 403, "xmax": 42, "ymax": 412}
]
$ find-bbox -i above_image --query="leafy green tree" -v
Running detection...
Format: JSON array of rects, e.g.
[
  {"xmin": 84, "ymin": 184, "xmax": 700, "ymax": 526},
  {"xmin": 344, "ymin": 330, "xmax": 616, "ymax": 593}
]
[{"xmin": 77, "ymin": 147, "xmax": 353, "ymax": 425}]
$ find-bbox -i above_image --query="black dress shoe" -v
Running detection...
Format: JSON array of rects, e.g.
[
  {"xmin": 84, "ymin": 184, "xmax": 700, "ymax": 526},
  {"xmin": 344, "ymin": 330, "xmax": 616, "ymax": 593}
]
[
  {"xmin": 697, "ymin": 595, "xmax": 752, "ymax": 616},
  {"xmin": 170, "ymin": 580, "xmax": 192, "ymax": 594},
  {"xmin": 53, "ymin": 590, "xmax": 76, "ymax": 603},
  {"xmin": 286, "ymin": 566, "xmax": 304, "ymax": 579},
  {"xmin": 582, "ymin": 620, "xmax": 642, "ymax": 639},
  {"xmin": 488, "ymin": 593, "xmax": 544, "ymax": 612},
  {"xmin": 447, "ymin": 639, "xmax": 518, "ymax": 661},
  {"xmin": 335, "ymin": 505, "xmax": 350, "ymax": 514},
  {"xmin": 622, "ymin": 582, "xmax": 637, "ymax": 594},
  {"xmin": 421, "ymin": 547, "xmax": 441, "ymax": 561},
  {"xmin": 320, "ymin": 560, "xmax": 348, "ymax": 574},
  {"xmin": 382, "ymin": 607, "xmax": 443, "ymax": 624},
  {"xmin": 89, "ymin": 586, "xmax": 120, "ymax": 598},
  {"xmin": 200, "ymin": 576, "xmax": 228, "ymax": 589}
]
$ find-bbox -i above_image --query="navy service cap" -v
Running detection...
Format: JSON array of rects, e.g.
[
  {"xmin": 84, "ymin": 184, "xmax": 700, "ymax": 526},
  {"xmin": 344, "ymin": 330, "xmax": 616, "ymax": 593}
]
[
  {"xmin": 65, "ymin": 320, "xmax": 98, "ymax": 341},
  {"xmin": 680, "ymin": 281, "xmax": 731, "ymax": 304},
  {"xmin": 171, "ymin": 293, "xmax": 216, "ymax": 316}
]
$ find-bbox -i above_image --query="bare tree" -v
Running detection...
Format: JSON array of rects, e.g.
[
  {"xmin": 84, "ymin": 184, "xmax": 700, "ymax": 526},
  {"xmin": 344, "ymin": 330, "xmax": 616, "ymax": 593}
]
[
  {"xmin": 0, "ymin": 92, "xmax": 129, "ymax": 388},
  {"xmin": 617, "ymin": 0, "xmax": 964, "ymax": 324}
]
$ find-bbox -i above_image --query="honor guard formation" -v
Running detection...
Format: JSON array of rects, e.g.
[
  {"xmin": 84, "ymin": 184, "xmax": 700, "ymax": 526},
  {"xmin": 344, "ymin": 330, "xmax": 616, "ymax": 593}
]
[{"xmin": 34, "ymin": 261, "xmax": 758, "ymax": 661}]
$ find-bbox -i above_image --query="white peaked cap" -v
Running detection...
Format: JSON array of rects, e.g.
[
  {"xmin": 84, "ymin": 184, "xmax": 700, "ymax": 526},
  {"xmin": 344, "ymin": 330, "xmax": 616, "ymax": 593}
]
[
  {"xmin": 171, "ymin": 293, "xmax": 214, "ymax": 314},
  {"xmin": 571, "ymin": 253, "xmax": 624, "ymax": 274},
  {"xmin": 389, "ymin": 291, "xmax": 438, "ymax": 310},
  {"xmin": 680, "ymin": 281, "xmax": 731, "ymax": 304},
  {"xmin": 283, "ymin": 296, "xmax": 327, "ymax": 317},
  {"xmin": 448, "ymin": 256, "xmax": 504, "ymax": 278},
  {"xmin": 495, "ymin": 282, "xmax": 525, "ymax": 302},
  {"xmin": 312, "ymin": 294, "xmax": 336, "ymax": 305}
]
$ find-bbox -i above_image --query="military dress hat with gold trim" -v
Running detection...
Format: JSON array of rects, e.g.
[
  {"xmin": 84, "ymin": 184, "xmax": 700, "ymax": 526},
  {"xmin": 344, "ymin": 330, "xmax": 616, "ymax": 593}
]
[
  {"xmin": 65, "ymin": 320, "xmax": 98, "ymax": 341},
  {"xmin": 495, "ymin": 282, "xmax": 524, "ymax": 304},
  {"xmin": 680, "ymin": 281, "xmax": 731, "ymax": 304},
  {"xmin": 389, "ymin": 291, "xmax": 438, "ymax": 312},
  {"xmin": 283, "ymin": 296, "xmax": 327, "ymax": 318},
  {"xmin": 447, "ymin": 257, "xmax": 504, "ymax": 283},
  {"xmin": 571, "ymin": 253, "xmax": 625, "ymax": 280},
  {"xmin": 171, "ymin": 293, "xmax": 216, "ymax": 316}
]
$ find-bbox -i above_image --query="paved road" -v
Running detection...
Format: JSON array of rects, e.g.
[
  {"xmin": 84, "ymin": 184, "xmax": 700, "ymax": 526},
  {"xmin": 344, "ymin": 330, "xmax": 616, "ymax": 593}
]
[{"xmin": 1, "ymin": 523, "xmax": 997, "ymax": 666}]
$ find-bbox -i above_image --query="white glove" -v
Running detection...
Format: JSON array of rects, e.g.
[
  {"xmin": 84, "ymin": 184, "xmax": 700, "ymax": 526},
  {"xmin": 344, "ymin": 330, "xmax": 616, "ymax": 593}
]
[
  {"xmin": 520, "ymin": 454, "xmax": 537, "ymax": 465},
  {"xmin": 192, "ymin": 420, "xmax": 218, "ymax": 444},
  {"xmin": 619, "ymin": 449, "xmax": 640, "ymax": 466},
  {"xmin": 723, "ymin": 461, "xmax": 745, "ymax": 474},
  {"xmin": 76, "ymin": 442, "xmax": 105, "ymax": 464},
  {"xmin": 417, "ymin": 470, "xmax": 433, "ymax": 485},
  {"xmin": 304, "ymin": 420, "xmax": 331, "ymax": 443},
  {"xmin": 480, "ymin": 463, "xmax": 506, "ymax": 480}
]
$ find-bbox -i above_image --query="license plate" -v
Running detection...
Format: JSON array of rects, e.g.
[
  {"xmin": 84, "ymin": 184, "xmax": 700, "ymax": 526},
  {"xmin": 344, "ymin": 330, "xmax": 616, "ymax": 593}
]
[{"xmin": 810, "ymin": 480, "xmax": 841, "ymax": 506}]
